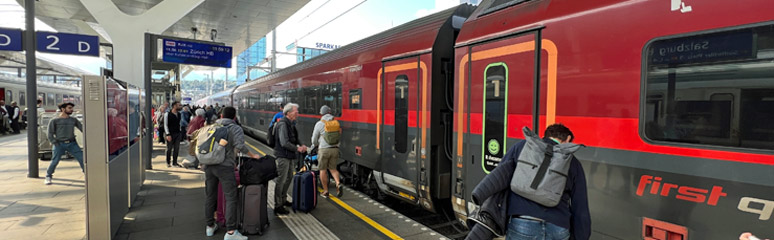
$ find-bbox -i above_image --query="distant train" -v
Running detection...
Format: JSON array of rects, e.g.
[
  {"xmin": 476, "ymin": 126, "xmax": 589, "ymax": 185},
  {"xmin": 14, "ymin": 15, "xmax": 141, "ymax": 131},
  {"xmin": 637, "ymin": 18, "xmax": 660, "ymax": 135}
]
[
  {"xmin": 0, "ymin": 73, "xmax": 83, "ymax": 113},
  {"xmin": 200, "ymin": 0, "xmax": 774, "ymax": 238}
]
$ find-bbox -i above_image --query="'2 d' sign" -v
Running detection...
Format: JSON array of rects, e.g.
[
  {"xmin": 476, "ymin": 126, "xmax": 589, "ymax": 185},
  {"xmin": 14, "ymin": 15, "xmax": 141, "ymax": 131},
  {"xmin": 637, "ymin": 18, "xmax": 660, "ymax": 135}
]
[
  {"xmin": 36, "ymin": 31, "xmax": 99, "ymax": 56},
  {"xmin": 0, "ymin": 27, "xmax": 23, "ymax": 51},
  {"xmin": 162, "ymin": 39, "xmax": 232, "ymax": 68}
]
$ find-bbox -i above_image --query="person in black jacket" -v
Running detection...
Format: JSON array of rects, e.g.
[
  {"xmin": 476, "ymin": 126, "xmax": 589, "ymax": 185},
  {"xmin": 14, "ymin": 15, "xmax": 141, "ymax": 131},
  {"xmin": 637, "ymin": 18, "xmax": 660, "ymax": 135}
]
[
  {"xmin": 471, "ymin": 123, "xmax": 590, "ymax": 240},
  {"xmin": 272, "ymin": 103, "xmax": 307, "ymax": 215},
  {"xmin": 164, "ymin": 102, "xmax": 183, "ymax": 168}
]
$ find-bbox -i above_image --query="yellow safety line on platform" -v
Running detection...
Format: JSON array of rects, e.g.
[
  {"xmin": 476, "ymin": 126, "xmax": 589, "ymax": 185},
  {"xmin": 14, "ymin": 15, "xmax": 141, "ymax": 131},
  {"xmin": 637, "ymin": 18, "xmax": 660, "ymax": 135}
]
[
  {"xmin": 321, "ymin": 188, "xmax": 403, "ymax": 240},
  {"xmin": 245, "ymin": 142, "xmax": 266, "ymax": 156},
  {"xmin": 246, "ymin": 139, "xmax": 400, "ymax": 239}
]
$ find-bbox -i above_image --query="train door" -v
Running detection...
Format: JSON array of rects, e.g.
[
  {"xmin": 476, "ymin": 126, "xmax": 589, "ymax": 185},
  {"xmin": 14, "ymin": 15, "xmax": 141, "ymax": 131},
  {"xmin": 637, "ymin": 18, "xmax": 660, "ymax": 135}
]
[
  {"xmin": 380, "ymin": 57, "xmax": 421, "ymax": 202},
  {"xmin": 0, "ymin": 88, "xmax": 5, "ymax": 102},
  {"xmin": 453, "ymin": 31, "xmax": 556, "ymax": 217}
]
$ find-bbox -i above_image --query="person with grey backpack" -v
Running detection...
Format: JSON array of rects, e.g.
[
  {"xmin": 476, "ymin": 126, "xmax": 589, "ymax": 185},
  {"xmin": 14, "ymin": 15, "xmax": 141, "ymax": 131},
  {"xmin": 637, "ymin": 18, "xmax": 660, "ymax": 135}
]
[
  {"xmin": 201, "ymin": 107, "xmax": 261, "ymax": 240},
  {"xmin": 468, "ymin": 124, "xmax": 590, "ymax": 240}
]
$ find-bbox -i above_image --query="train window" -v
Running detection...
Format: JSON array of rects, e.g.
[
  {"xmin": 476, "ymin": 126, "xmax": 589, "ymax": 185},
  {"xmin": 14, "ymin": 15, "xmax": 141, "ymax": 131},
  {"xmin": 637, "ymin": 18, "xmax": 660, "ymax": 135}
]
[
  {"xmin": 56, "ymin": 94, "xmax": 62, "ymax": 105},
  {"xmin": 6, "ymin": 90, "xmax": 11, "ymax": 103},
  {"xmin": 322, "ymin": 83, "xmax": 342, "ymax": 116},
  {"xmin": 349, "ymin": 89, "xmax": 362, "ymax": 109},
  {"xmin": 39, "ymin": 93, "xmax": 46, "ymax": 106},
  {"xmin": 395, "ymin": 75, "xmax": 409, "ymax": 153},
  {"xmin": 47, "ymin": 93, "xmax": 55, "ymax": 106},
  {"xmin": 483, "ymin": 63, "xmax": 508, "ymax": 172},
  {"xmin": 643, "ymin": 24, "xmax": 774, "ymax": 150},
  {"xmin": 302, "ymin": 86, "xmax": 319, "ymax": 115},
  {"xmin": 19, "ymin": 91, "xmax": 25, "ymax": 106}
]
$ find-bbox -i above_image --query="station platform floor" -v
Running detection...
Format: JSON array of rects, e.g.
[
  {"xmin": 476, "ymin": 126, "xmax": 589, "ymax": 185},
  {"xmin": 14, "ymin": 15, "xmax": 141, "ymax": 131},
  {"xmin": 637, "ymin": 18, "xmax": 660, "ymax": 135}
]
[{"xmin": 0, "ymin": 133, "xmax": 450, "ymax": 240}]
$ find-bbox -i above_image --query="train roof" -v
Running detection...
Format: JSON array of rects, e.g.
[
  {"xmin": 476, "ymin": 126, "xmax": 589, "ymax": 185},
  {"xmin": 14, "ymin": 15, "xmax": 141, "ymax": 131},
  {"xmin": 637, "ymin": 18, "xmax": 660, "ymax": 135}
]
[
  {"xmin": 235, "ymin": 4, "xmax": 476, "ymax": 93},
  {"xmin": 0, "ymin": 72, "xmax": 81, "ymax": 91},
  {"xmin": 455, "ymin": 0, "xmax": 616, "ymax": 46}
]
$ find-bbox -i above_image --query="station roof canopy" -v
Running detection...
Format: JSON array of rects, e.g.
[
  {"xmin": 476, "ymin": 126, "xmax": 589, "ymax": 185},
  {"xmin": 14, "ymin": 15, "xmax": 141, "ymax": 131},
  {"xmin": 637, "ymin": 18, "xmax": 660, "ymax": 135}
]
[{"xmin": 17, "ymin": 0, "xmax": 309, "ymax": 60}]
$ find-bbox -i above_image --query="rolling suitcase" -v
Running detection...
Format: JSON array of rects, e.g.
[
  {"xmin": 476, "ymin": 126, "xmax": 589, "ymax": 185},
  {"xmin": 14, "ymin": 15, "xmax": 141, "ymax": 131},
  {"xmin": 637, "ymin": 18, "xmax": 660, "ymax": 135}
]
[
  {"xmin": 216, "ymin": 167, "xmax": 240, "ymax": 227},
  {"xmin": 238, "ymin": 184, "xmax": 269, "ymax": 235},
  {"xmin": 291, "ymin": 170, "xmax": 317, "ymax": 213}
]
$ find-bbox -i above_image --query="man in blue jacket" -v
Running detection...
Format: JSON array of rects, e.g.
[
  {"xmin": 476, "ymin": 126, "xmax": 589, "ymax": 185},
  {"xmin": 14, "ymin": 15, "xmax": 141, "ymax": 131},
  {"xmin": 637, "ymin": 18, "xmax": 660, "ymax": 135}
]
[{"xmin": 471, "ymin": 123, "xmax": 590, "ymax": 240}]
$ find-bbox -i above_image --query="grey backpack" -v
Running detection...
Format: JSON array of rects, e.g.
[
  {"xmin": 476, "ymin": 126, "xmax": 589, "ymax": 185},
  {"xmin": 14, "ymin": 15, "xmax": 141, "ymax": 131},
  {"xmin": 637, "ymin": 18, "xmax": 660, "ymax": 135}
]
[
  {"xmin": 510, "ymin": 127, "xmax": 581, "ymax": 207},
  {"xmin": 195, "ymin": 123, "xmax": 230, "ymax": 165}
]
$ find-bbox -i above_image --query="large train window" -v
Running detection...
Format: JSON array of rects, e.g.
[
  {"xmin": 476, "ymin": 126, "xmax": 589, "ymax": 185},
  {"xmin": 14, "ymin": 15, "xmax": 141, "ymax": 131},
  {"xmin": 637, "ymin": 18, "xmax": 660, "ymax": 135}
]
[
  {"xmin": 303, "ymin": 86, "xmax": 320, "ymax": 114},
  {"xmin": 39, "ymin": 93, "xmax": 46, "ymax": 106},
  {"xmin": 19, "ymin": 91, "xmax": 25, "ymax": 106},
  {"xmin": 483, "ymin": 63, "xmax": 508, "ymax": 173},
  {"xmin": 5, "ymin": 90, "xmax": 11, "ymax": 103},
  {"xmin": 395, "ymin": 75, "xmax": 409, "ymax": 153},
  {"xmin": 322, "ymin": 83, "xmax": 342, "ymax": 116},
  {"xmin": 349, "ymin": 89, "xmax": 362, "ymax": 109},
  {"xmin": 47, "ymin": 93, "xmax": 55, "ymax": 106},
  {"xmin": 56, "ymin": 94, "xmax": 62, "ymax": 106},
  {"xmin": 643, "ymin": 24, "xmax": 774, "ymax": 150}
]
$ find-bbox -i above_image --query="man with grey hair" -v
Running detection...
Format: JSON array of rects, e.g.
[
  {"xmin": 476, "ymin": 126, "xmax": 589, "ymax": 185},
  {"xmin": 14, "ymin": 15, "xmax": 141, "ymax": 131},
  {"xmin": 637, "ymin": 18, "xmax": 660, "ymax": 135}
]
[
  {"xmin": 311, "ymin": 105, "xmax": 343, "ymax": 198},
  {"xmin": 272, "ymin": 102, "xmax": 307, "ymax": 215}
]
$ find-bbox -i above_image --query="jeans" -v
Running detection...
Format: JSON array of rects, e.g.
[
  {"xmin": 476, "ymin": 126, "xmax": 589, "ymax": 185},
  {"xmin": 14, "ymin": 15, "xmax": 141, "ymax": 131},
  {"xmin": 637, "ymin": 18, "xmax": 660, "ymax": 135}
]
[
  {"xmin": 507, "ymin": 217, "xmax": 570, "ymax": 240},
  {"xmin": 46, "ymin": 142, "xmax": 84, "ymax": 177},
  {"xmin": 274, "ymin": 157, "xmax": 294, "ymax": 208},
  {"xmin": 205, "ymin": 165, "xmax": 238, "ymax": 230},
  {"xmin": 166, "ymin": 132, "xmax": 182, "ymax": 165}
]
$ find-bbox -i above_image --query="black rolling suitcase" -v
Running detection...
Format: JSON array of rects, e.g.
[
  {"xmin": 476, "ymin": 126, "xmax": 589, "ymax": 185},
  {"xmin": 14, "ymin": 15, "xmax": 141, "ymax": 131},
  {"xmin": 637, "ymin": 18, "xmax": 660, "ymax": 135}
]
[{"xmin": 238, "ymin": 184, "xmax": 270, "ymax": 235}]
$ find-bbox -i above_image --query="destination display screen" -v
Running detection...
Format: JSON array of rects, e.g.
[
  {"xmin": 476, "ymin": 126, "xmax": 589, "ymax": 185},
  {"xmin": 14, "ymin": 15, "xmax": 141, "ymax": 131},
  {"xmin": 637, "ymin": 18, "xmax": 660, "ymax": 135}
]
[{"xmin": 162, "ymin": 39, "xmax": 232, "ymax": 68}]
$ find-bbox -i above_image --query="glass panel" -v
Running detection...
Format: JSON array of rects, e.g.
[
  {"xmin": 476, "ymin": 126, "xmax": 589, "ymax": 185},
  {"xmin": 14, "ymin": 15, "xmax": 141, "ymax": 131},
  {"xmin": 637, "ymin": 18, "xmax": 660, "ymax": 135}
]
[
  {"xmin": 395, "ymin": 75, "xmax": 409, "ymax": 153},
  {"xmin": 56, "ymin": 94, "xmax": 63, "ymax": 105},
  {"xmin": 6, "ymin": 90, "xmax": 11, "ymax": 103},
  {"xmin": 39, "ymin": 93, "xmax": 46, "ymax": 106},
  {"xmin": 644, "ymin": 24, "xmax": 774, "ymax": 150},
  {"xmin": 19, "ymin": 91, "xmax": 25, "ymax": 106},
  {"xmin": 106, "ymin": 78, "xmax": 128, "ymax": 161},
  {"xmin": 482, "ymin": 63, "xmax": 508, "ymax": 173},
  {"xmin": 128, "ymin": 86, "xmax": 141, "ymax": 145},
  {"xmin": 322, "ymin": 83, "xmax": 342, "ymax": 116}
]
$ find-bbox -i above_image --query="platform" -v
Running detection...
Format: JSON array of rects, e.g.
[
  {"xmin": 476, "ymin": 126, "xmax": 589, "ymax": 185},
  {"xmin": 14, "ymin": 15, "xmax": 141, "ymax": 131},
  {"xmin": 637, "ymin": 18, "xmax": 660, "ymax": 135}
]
[{"xmin": 0, "ymin": 133, "xmax": 448, "ymax": 240}]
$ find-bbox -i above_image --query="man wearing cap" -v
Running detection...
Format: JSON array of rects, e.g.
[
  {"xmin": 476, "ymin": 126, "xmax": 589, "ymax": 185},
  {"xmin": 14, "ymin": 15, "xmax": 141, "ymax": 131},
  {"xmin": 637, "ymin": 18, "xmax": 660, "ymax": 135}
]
[{"xmin": 44, "ymin": 103, "xmax": 84, "ymax": 185}]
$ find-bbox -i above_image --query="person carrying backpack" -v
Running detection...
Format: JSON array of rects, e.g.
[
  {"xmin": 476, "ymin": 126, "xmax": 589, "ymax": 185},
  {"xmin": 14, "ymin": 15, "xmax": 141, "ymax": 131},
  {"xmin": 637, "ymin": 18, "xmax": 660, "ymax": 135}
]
[
  {"xmin": 310, "ymin": 105, "xmax": 343, "ymax": 198},
  {"xmin": 202, "ymin": 107, "xmax": 260, "ymax": 240},
  {"xmin": 468, "ymin": 124, "xmax": 590, "ymax": 240}
]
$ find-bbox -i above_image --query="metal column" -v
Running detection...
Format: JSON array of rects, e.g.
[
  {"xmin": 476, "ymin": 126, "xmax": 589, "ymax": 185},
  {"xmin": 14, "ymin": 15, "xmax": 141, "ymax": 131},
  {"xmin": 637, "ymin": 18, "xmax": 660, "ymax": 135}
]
[
  {"xmin": 144, "ymin": 33, "xmax": 153, "ymax": 170},
  {"xmin": 25, "ymin": 0, "xmax": 38, "ymax": 178}
]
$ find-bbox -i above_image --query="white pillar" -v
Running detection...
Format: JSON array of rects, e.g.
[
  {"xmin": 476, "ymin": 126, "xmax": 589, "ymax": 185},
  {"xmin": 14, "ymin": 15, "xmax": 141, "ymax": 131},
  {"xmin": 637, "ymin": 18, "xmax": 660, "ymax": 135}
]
[{"xmin": 79, "ymin": 0, "xmax": 204, "ymax": 86}]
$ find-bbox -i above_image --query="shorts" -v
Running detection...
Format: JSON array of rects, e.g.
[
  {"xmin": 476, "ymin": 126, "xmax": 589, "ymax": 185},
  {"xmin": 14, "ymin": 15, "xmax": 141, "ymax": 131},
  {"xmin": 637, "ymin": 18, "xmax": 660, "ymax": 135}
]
[{"xmin": 318, "ymin": 147, "xmax": 340, "ymax": 170}]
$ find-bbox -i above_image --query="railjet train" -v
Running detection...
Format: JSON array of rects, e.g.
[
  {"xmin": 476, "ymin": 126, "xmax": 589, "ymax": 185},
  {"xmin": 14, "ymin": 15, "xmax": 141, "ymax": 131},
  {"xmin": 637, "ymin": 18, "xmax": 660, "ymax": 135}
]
[{"xmin": 199, "ymin": 0, "xmax": 774, "ymax": 238}]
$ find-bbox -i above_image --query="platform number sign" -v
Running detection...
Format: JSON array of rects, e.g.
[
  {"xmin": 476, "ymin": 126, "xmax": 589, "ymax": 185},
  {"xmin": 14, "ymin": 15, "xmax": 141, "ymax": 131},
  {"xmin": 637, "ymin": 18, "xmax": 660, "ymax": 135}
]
[
  {"xmin": 0, "ymin": 27, "xmax": 22, "ymax": 51},
  {"xmin": 482, "ymin": 63, "xmax": 508, "ymax": 174},
  {"xmin": 36, "ymin": 31, "xmax": 99, "ymax": 56}
]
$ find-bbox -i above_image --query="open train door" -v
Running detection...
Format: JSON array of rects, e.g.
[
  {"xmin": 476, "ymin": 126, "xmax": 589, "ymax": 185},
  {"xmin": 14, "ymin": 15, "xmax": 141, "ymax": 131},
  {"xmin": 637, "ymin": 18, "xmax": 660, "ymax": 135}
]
[
  {"xmin": 378, "ymin": 56, "xmax": 423, "ymax": 203},
  {"xmin": 452, "ymin": 30, "xmax": 558, "ymax": 220}
]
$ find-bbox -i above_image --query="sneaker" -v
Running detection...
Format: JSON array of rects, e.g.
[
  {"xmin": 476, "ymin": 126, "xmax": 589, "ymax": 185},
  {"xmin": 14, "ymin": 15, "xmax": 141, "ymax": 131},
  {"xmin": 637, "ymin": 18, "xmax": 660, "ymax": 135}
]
[
  {"xmin": 223, "ymin": 230, "xmax": 248, "ymax": 240},
  {"xmin": 321, "ymin": 192, "xmax": 329, "ymax": 199},
  {"xmin": 44, "ymin": 177, "xmax": 52, "ymax": 185},
  {"xmin": 205, "ymin": 224, "xmax": 218, "ymax": 237},
  {"xmin": 336, "ymin": 184, "xmax": 343, "ymax": 197},
  {"xmin": 274, "ymin": 207, "xmax": 289, "ymax": 215}
]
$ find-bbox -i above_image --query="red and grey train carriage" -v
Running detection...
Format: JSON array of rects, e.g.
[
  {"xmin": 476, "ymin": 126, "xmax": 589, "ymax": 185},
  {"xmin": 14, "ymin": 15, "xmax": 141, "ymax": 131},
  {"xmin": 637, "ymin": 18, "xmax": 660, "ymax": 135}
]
[
  {"xmin": 206, "ymin": 0, "xmax": 774, "ymax": 238},
  {"xmin": 452, "ymin": 0, "xmax": 774, "ymax": 239},
  {"xmin": 231, "ymin": 5, "xmax": 476, "ymax": 214}
]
